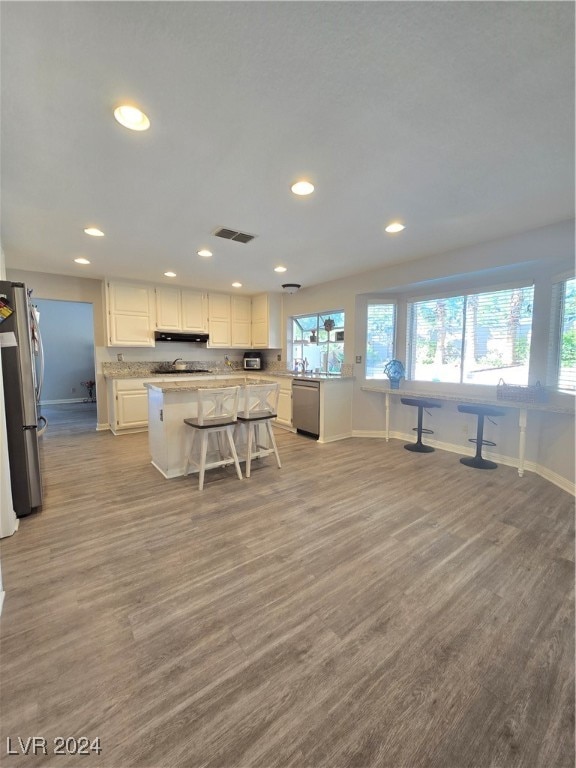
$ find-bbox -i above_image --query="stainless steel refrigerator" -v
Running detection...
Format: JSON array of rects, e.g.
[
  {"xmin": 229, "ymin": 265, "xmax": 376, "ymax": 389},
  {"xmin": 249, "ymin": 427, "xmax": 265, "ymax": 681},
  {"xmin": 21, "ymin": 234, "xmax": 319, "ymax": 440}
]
[{"xmin": 0, "ymin": 281, "xmax": 43, "ymax": 517}]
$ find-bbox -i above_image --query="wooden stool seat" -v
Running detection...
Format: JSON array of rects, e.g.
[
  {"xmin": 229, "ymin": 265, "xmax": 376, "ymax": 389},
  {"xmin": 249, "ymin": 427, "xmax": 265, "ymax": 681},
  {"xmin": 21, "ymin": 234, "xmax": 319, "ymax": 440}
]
[
  {"xmin": 183, "ymin": 386, "xmax": 243, "ymax": 491},
  {"xmin": 236, "ymin": 382, "xmax": 281, "ymax": 478}
]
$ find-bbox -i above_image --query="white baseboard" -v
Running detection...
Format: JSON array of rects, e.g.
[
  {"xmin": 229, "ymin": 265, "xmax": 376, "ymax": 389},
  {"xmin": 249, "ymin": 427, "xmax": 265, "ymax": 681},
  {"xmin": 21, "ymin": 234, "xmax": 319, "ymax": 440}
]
[
  {"xmin": 318, "ymin": 431, "xmax": 353, "ymax": 444},
  {"xmin": 96, "ymin": 422, "xmax": 110, "ymax": 432},
  {"xmin": 352, "ymin": 429, "xmax": 575, "ymax": 496},
  {"xmin": 0, "ymin": 591, "xmax": 5, "ymax": 617},
  {"xmin": 41, "ymin": 398, "xmax": 88, "ymax": 405}
]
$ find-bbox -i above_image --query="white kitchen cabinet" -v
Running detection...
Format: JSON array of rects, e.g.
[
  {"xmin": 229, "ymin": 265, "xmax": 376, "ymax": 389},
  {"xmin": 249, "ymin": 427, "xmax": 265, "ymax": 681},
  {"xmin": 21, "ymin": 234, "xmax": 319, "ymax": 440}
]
[
  {"xmin": 208, "ymin": 293, "xmax": 232, "ymax": 347},
  {"xmin": 277, "ymin": 384, "xmax": 292, "ymax": 425},
  {"xmin": 251, "ymin": 293, "xmax": 282, "ymax": 349},
  {"xmin": 261, "ymin": 375, "xmax": 292, "ymax": 426},
  {"xmin": 155, "ymin": 287, "xmax": 208, "ymax": 332},
  {"xmin": 155, "ymin": 287, "xmax": 182, "ymax": 331},
  {"xmin": 107, "ymin": 378, "xmax": 156, "ymax": 434},
  {"xmin": 106, "ymin": 282, "xmax": 155, "ymax": 347},
  {"xmin": 181, "ymin": 290, "xmax": 208, "ymax": 332},
  {"xmin": 231, "ymin": 295, "xmax": 252, "ymax": 347}
]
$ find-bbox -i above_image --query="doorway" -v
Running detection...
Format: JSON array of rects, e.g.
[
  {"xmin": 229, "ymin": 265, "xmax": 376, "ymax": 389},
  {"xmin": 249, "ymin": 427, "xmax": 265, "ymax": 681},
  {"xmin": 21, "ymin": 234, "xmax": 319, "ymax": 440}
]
[{"xmin": 34, "ymin": 298, "xmax": 96, "ymax": 433}]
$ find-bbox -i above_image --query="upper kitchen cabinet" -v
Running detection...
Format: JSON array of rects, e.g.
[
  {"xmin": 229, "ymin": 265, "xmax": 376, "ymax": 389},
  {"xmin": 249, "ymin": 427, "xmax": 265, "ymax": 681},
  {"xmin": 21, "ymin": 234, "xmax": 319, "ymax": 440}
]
[
  {"xmin": 231, "ymin": 296, "xmax": 252, "ymax": 347},
  {"xmin": 155, "ymin": 286, "xmax": 181, "ymax": 331},
  {"xmin": 106, "ymin": 281, "xmax": 155, "ymax": 347},
  {"xmin": 181, "ymin": 290, "xmax": 208, "ymax": 332},
  {"xmin": 251, "ymin": 293, "xmax": 282, "ymax": 348},
  {"xmin": 155, "ymin": 287, "xmax": 207, "ymax": 333},
  {"xmin": 207, "ymin": 293, "xmax": 231, "ymax": 347}
]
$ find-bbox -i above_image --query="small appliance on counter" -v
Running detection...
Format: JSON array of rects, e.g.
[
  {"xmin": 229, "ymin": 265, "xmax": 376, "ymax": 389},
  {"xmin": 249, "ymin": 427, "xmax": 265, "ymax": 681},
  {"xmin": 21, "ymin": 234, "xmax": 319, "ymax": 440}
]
[{"xmin": 243, "ymin": 351, "xmax": 263, "ymax": 370}]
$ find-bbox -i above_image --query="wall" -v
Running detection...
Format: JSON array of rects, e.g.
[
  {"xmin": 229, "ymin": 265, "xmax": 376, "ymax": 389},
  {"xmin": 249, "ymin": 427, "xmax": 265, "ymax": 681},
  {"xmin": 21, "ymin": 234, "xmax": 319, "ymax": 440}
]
[{"xmin": 35, "ymin": 299, "xmax": 95, "ymax": 403}]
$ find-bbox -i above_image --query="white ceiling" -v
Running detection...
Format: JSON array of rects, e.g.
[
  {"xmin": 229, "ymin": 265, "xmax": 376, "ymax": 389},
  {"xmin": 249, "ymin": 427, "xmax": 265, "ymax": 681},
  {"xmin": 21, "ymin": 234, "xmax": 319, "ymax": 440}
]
[{"xmin": 1, "ymin": 2, "xmax": 573, "ymax": 294}]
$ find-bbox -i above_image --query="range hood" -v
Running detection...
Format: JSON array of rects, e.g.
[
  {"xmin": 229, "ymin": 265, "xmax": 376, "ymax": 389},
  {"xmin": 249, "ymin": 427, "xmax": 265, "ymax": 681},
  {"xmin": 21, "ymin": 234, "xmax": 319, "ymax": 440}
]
[{"xmin": 154, "ymin": 331, "xmax": 209, "ymax": 343}]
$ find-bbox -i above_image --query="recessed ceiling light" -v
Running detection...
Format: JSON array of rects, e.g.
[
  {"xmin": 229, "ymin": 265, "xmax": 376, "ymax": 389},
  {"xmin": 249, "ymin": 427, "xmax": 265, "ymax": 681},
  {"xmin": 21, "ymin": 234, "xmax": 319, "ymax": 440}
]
[
  {"xmin": 164, "ymin": 271, "xmax": 177, "ymax": 278},
  {"xmin": 197, "ymin": 249, "xmax": 212, "ymax": 258},
  {"xmin": 385, "ymin": 222, "xmax": 405, "ymax": 233},
  {"xmin": 232, "ymin": 282, "xmax": 242, "ymax": 288},
  {"xmin": 291, "ymin": 180, "xmax": 315, "ymax": 196},
  {"xmin": 274, "ymin": 266, "xmax": 287, "ymax": 273},
  {"xmin": 74, "ymin": 258, "xmax": 90, "ymax": 265},
  {"xmin": 84, "ymin": 227, "xmax": 104, "ymax": 237},
  {"xmin": 113, "ymin": 105, "xmax": 150, "ymax": 131}
]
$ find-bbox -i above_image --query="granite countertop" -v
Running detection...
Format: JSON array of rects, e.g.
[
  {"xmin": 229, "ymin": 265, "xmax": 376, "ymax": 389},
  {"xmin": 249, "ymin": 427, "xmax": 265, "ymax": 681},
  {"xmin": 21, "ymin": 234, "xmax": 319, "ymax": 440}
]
[
  {"xmin": 104, "ymin": 368, "xmax": 354, "ymax": 382},
  {"xmin": 145, "ymin": 377, "xmax": 273, "ymax": 393},
  {"xmin": 104, "ymin": 371, "xmax": 216, "ymax": 380},
  {"xmin": 266, "ymin": 372, "xmax": 355, "ymax": 382}
]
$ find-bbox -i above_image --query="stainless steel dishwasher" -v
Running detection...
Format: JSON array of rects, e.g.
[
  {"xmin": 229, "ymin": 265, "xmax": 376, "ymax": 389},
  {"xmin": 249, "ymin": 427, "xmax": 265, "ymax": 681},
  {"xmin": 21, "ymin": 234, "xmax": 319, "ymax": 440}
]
[{"xmin": 292, "ymin": 379, "xmax": 320, "ymax": 437}]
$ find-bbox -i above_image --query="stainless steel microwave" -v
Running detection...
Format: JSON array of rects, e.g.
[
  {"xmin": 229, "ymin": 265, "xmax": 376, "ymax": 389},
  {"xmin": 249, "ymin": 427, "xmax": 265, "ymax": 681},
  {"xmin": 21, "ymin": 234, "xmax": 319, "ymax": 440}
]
[{"xmin": 243, "ymin": 357, "xmax": 262, "ymax": 370}]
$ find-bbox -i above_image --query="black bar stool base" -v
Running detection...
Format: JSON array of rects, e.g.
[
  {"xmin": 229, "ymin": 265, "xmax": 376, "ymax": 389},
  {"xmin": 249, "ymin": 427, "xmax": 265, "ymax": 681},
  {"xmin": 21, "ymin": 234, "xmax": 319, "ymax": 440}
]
[
  {"xmin": 405, "ymin": 442, "xmax": 435, "ymax": 453},
  {"xmin": 460, "ymin": 456, "xmax": 498, "ymax": 470}
]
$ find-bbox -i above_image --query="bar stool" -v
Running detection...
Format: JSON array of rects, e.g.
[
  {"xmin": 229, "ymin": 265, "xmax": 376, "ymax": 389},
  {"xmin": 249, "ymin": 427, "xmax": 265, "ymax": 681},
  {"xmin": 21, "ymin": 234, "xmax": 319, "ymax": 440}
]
[
  {"xmin": 183, "ymin": 386, "xmax": 243, "ymax": 491},
  {"xmin": 400, "ymin": 397, "xmax": 442, "ymax": 452},
  {"xmin": 236, "ymin": 382, "xmax": 282, "ymax": 478},
  {"xmin": 457, "ymin": 404, "xmax": 506, "ymax": 470}
]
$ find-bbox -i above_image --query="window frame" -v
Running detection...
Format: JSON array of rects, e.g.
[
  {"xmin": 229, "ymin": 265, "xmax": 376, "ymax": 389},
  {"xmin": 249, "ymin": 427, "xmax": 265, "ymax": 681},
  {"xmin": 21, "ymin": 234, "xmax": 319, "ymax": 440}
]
[
  {"xmin": 548, "ymin": 274, "xmax": 576, "ymax": 394},
  {"xmin": 406, "ymin": 282, "xmax": 535, "ymax": 387},
  {"xmin": 288, "ymin": 310, "xmax": 345, "ymax": 374},
  {"xmin": 365, "ymin": 301, "xmax": 397, "ymax": 380}
]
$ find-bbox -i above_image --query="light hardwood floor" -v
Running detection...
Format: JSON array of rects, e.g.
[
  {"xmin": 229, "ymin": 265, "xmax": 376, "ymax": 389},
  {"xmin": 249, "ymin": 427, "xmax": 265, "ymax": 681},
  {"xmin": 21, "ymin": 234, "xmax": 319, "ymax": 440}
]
[{"xmin": 1, "ymin": 403, "xmax": 574, "ymax": 767}]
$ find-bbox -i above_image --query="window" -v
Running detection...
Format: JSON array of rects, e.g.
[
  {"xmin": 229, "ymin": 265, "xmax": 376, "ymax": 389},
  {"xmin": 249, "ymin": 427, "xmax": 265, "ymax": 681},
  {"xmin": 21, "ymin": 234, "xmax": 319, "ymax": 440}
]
[
  {"xmin": 407, "ymin": 285, "xmax": 534, "ymax": 385},
  {"xmin": 366, "ymin": 303, "xmax": 396, "ymax": 379},
  {"xmin": 290, "ymin": 311, "xmax": 344, "ymax": 374},
  {"xmin": 550, "ymin": 276, "xmax": 576, "ymax": 392}
]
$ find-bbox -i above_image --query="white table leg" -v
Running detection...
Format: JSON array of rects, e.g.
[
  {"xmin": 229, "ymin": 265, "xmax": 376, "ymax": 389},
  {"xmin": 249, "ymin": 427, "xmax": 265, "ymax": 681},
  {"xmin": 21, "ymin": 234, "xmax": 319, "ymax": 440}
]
[
  {"xmin": 385, "ymin": 393, "xmax": 390, "ymax": 442},
  {"xmin": 518, "ymin": 408, "xmax": 527, "ymax": 477}
]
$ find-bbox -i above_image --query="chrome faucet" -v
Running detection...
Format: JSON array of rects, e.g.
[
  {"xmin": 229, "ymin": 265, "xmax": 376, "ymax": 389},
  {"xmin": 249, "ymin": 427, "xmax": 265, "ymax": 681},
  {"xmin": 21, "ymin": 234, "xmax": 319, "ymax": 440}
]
[
  {"xmin": 172, "ymin": 358, "xmax": 183, "ymax": 365},
  {"xmin": 294, "ymin": 357, "xmax": 308, "ymax": 373}
]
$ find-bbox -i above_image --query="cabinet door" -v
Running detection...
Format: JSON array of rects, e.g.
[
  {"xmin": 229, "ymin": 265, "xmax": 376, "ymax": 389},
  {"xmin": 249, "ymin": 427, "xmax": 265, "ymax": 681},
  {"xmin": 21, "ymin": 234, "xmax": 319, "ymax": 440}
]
[
  {"xmin": 231, "ymin": 296, "xmax": 252, "ymax": 347},
  {"xmin": 181, "ymin": 290, "xmax": 207, "ymax": 332},
  {"xmin": 109, "ymin": 314, "xmax": 154, "ymax": 347},
  {"xmin": 251, "ymin": 322, "xmax": 267, "ymax": 348},
  {"xmin": 107, "ymin": 282, "xmax": 154, "ymax": 346},
  {"xmin": 208, "ymin": 294, "xmax": 231, "ymax": 347},
  {"xmin": 116, "ymin": 390, "xmax": 149, "ymax": 428},
  {"xmin": 108, "ymin": 282, "xmax": 153, "ymax": 315},
  {"xmin": 251, "ymin": 294, "xmax": 267, "ymax": 324},
  {"xmin": 277, "ymin": 389, "xmax": 292, "ymax": 425},
  {"xmin": 251, "ymin": 293, "xmax": 282, "ymax": 349},
  {"xmin": 155, "ymin": 287, "xmax": 182, "ymax": 331}
]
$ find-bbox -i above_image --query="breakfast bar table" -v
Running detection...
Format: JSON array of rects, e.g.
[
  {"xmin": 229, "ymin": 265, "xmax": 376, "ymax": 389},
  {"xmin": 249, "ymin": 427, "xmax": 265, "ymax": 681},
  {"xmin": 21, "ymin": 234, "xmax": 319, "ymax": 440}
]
[{"xmin": 362, "ymin": 384, "xmax": 575, "ymax": 478}]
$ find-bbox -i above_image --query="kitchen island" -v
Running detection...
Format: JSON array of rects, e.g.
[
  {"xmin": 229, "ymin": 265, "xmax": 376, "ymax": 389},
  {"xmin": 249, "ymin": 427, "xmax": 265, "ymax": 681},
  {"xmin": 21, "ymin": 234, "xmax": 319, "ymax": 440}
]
[{"xmin": 145, "ymin": 378, "xmax": 274, "ymax": 478}]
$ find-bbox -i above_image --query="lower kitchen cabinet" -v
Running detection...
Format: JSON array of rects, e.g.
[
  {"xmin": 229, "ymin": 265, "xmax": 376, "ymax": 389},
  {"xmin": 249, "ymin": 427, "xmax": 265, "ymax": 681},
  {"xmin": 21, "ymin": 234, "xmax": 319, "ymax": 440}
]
[
  {"xmin": 107, "ymin": 378, "xmax": 156, "ymax": 434},
  {"xmin": 259, "ymin": 375, "xmax": 292, "ymax": 427}
]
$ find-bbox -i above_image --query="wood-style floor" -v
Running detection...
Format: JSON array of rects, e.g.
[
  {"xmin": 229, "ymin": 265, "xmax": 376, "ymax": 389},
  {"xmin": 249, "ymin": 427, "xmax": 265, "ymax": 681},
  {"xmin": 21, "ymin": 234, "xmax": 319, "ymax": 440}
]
[{"xmin": 1, "ymin": 402, "xmax": 574, "ymax": 767}]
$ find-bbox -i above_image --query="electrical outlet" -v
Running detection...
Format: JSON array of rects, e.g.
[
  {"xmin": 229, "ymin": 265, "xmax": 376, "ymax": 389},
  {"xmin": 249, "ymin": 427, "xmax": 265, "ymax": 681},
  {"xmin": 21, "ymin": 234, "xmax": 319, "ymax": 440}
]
[
  {"xmin": 355, "ymin": 355, "xmax": 362, "ymax": 364},
  {"xmin": 117, "ymin": 353, "xmax": 124, "ymax": 362},
  {"xmin": 71, "ymin": 387, "xmax": 76, "ymax": 393},
  {"xmin": 277, "ymin": 354, "xmax": 281, "ymax": 361}
]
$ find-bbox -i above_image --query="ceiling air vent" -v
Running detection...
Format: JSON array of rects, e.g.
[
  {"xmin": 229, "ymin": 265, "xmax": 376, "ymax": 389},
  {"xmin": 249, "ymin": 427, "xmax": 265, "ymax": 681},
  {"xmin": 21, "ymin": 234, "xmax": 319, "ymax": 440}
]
[{"xmin": 213, "ymin": 227, "xmax": 256, "ymax": 244}]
